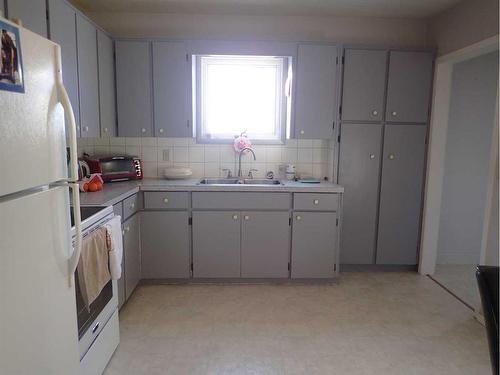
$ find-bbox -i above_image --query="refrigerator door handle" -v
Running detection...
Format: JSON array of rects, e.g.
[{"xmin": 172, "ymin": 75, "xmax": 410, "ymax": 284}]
[{"xmin": 54, "ymin": 45, "xmax": 82, "ymax": 286}]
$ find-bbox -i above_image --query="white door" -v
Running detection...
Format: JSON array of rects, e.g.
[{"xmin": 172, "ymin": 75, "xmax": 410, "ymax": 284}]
[
  {"xmin": 0, "ymin": 25, "xmax": 68, "ymax": 196},
  {"xmin": 0, "ymin": 186, "xmax": 80, "ymax": 374}
]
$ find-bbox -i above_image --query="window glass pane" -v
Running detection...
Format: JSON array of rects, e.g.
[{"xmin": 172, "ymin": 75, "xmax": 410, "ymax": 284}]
[{"xmin": 199, "ymin": 55, "xmax": 285, "ymax": 141}]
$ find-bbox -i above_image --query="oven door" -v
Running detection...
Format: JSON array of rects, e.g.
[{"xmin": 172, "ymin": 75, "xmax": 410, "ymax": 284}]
[{"xmin": 76, "ymin": 273, "xmax": 118, "ymax": 360}]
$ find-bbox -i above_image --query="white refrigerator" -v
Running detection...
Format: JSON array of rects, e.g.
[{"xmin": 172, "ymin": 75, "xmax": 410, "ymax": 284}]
[{"xmin": 0, "ymin": 19, "xmax": 83, "ymax": 374}]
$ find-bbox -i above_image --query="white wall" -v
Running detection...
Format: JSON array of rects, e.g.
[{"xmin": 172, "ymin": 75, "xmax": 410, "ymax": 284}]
[
  {"xmin": 427, "ymin": 0, "xmax": 499, "ymax": 56},
  {"xmin": 86, "ymin": 11, "xmax": 429, "ymax": 47},
  {"xmin": 437, "ymin": 51, "xmax": 498, "ymax": 265},
  {"xmin": 484, "ymin": 159, "xmax": 499, "ymax": 266}
]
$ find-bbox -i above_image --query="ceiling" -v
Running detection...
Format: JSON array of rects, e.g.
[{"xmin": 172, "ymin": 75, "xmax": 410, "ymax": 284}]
[{"xmin": 71, "ymin": 0, "xmax": 461, "ymax": 18}]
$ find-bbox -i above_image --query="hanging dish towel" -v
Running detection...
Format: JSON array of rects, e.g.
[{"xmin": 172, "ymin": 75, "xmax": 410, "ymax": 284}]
[
  {"xmin": 77, "ymin": 227, "xmax": 111, "ymax": 309},
  {"xmin": 105, "ymin": 215, "xmax": 123, "ymax": 280}
]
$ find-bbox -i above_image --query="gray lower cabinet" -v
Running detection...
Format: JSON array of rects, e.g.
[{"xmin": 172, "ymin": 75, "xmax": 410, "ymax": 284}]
[
  {"xmin": 338, "ymin": 124, "xmax": 383, "ymax": 264},
  {"xmin": 385, "ymin": 51, "xmax": 434, "ymax": 123},
  {"xmin": 76, "ymin": 14, "xmax": 100, "ymax": 138},
  {"xmin": 376, "ymin": 125, "xmax": 427, "ymax": 265},
  {"xmin": 97, "ymin": 31, "xmax": 116, "ymax": 137},
  {"xmin": 48, "ymin": 0, "xmax": 80, "ymax": 134},
  {"xmin": 115, "ymin": 41, "xmax": 153, "ymax": 137},
  {"xmin": 6, "ymin": 0, "xmax": 47, "ymax": 37},
  {"xmin": 152, "ymin": 41, "xmax": 190, "ymax": 137},
  {"xmin": 192, "ymin": 211, "xmax": 241, "ymax": 278},
  {"xmin": 341, "ymin": 49, "xmax": 387, "ymax": 122},
  {"xmin": 295, "ymin": 44, "xmax": 337, "ymax": 139},
  {"xmin": 291, "ymin": 212, "xmax": 337, "ymax": 278},
  {"xmin": 141, "ymin": 211, "xmax": 190, "ymax": 278},
  {"xmin": 123, "ymin": 213, "xmax": 141, "ymax": 300},
  {"xmin": 241, "ymin": 211, "xmax": 290, "ymax": 278}
]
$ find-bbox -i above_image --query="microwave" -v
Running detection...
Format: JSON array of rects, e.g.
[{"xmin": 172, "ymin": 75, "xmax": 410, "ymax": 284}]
[{"xmin": 84, "ymin": 155, "xmax": 143, "ymax": 182}]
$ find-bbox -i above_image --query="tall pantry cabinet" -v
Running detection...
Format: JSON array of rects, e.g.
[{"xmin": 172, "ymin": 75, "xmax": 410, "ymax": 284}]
[{"xmin": 338, "ymin": 48, "xmax": 433, "ymax": 266}]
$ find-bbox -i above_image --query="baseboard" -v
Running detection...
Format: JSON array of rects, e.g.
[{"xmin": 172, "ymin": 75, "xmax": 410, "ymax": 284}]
[{"xmin": 340, "ymin": 264, "xmax": 418, "ymax": 272}]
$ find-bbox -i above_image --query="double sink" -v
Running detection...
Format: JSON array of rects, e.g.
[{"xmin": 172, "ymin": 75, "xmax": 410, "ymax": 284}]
[{"xmin": 199, "ymin": 178, "xmax": 283, "ymax": 186}]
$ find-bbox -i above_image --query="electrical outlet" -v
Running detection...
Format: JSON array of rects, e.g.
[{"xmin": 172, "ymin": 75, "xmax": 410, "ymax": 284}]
[{"xmin": 162, "ymin": 149, "xmax": 170, "ymax": 162}]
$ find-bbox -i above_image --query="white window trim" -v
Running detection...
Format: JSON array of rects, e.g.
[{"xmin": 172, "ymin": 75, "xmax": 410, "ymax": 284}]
[{"xmin": 193, "ymin": 54, "xmax": 292, "ymax": 144}]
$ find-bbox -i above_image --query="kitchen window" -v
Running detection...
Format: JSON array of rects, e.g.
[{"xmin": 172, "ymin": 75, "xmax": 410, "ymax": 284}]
[{"xmin": 193, "ymin": 55, "xmax": 292, "ymax": 143}]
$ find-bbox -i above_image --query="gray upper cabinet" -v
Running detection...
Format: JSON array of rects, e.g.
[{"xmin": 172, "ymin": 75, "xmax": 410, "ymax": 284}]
[
  {"xmin": 338, "ymin": 124, "xmax": 383, "ymax": 264},
  {"xmin": 76, "ymin": 15, "xmax": 100, "ymax": 138},
  {"xmin": 341, "ymin": 49, "xmax": 387, "ymax": 122},
  {"xmin": 376, "ymin": 125, "xmax": 427, "ymax": 265},
  {"xmin": 385, "ymin": 51, "xmax": 434, "ymax": 123},
  {"xmin": 97, "ymin": 31, "xmax": 116, "ymax": 137},
  {"xmin": 295, "ymin": 44, "xmax": 337, "ymax": 139},
  {"xmin": 192, "ymin": 211, "xmax": 241, "ymax": 278},
  {"xmin": 6, "ymin": 0, "xmax": 47, "ymax": 37},
  {"xmin": 141, "ymin": 211, "xmax": 190, "ymax": 278},
  {"xmin": 241, "ymin": 211, "xmax": 290, "ymax": 278},
  {"xmin": 152, "ymin": 41, "xmax": 189, "ymax": 137},
  {"xmin": 48, "ymin": 0, "xmax": 80, "ymax": 134},
  {"xmin": 115, "ymin": 41, "xmax": 153, "ymax": 137},
  {"xmin": 291, "ymin": 211, "xmax": 337, "ymax": 278},
  {"xmin": 123, "ymin": 213, "xmax": 140, "ymax": 300}
]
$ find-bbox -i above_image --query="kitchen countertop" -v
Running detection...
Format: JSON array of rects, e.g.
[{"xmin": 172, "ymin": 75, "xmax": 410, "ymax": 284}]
[{"xmin": 78, "ymin": 178, "xmax": 344, "ymax": 207}]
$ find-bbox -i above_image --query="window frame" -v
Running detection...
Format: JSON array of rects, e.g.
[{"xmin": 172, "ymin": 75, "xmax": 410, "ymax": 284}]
[{"xmin": 193, "ymin": 54, "xmax": 292, "ymax": 145}]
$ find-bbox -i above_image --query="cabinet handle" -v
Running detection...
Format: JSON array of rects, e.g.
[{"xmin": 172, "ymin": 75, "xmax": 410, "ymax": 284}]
[
  {"xmin": 244, "ymin": 215, "xmax": 250, "ymax": 221},
  {"xmin": 371, "ymin": 110, "xmax": 378, "ymax": 116},
  {"xmin": 232, "ymin": 214, "xmax": 238, "ymax": 220},
  {"xmin": 391, "ymin": 111, "xmax": 397, "ymax": 117},
  {"xmin": 313, "ymin": 199, "xmax": 319, "ymax": 205},
  {"xmin": 369, "ymin": 154, "xmax": 375, "ymax": 159},
  {"xmin": 388, "ymin": 153, "xmax": 395, "ymax": 160},
  {"xmin": 300, "ymin": 130, "xmax": 305, "ymax": 135},
  {"xmin": 296, "ymin": 215, "xmax": 302, "ymax": 221},
  {"xmin": 159, "ymin": 128, "xmax": 164, "ymax": 134},
  {"xmin": 141, "ymin": 128, "xmax": 146, "ymax": 133},
  {"xmin": 163, "ymin": 198, "xmax": 169, "ymax": 204}
]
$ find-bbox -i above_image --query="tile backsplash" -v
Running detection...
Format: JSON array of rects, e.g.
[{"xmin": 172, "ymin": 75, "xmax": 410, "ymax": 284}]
[{"xmin": 77, "ymin": 137, "xmax": 336, "ymax": 180}]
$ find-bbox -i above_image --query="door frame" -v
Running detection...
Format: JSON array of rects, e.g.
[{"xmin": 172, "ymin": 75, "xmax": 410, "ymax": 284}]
[{"xmin": 418, "ymin": 35, "xmax": 499, "ymax": 275}]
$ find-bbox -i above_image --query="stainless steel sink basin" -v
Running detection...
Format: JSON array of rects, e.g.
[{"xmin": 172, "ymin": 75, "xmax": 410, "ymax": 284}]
[
  {"xmin": 198, "ymin": 178, "xmax": 282, "ymax": 186},
  {"xmin": 198, "ymin": 178, "xmax": 240, "ymax": 185},
  {"xmin": 243, "ymin": 179, "xmax": 282, "ymax": 185}
]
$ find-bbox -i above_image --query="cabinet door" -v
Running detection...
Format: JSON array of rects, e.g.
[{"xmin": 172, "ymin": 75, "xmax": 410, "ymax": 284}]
[
  {"xmin": 115, "ymin": 41, "xmax": 153, "ymax": 137},
  {"xmin": 295, "ymin": 44, "xmax": 337, "ymax": 139},
  {"xmin": 385, "ymin": 51, "xmax": 434, "ymax": 123},
  {"xmin": 123, "ymin": 214, "xmax": 140, "ymax": 299},
  {"xmin": 376, "ymin": 125, "xmax": 426, "ymax": 265},
  {"xmin": 338, "ymin": 124, "xmax": 382, "ymax": 264},
  {"xmin": 76, "ymin": 15, "xmax": 100, "ymax": 138},
  {"xmin": 291, "ymin": 212, "xmax": 337, "ymax": 278},
  {"xmin": 341, "ymin": 49, "xmax": 387, "ymax": 122},
  {"xmin": 97, "ymin": 31, "xmax": 116, "ymax": 137},
  {"xmin": 152, "ymin": 41, "xmax": 189, "ymax": 137},
  {"xmin": 241, "ymin": 211, "xmax": 290, "ymax": 278},
  {"xmin": 141, "ymin": 211, "xmax": 190, "ymax": 278},
  {"xmin": 192, "ymin": 211, "xmax": 240, "ymax": 278},
  {"xmin": 48, "ymin": 0, "xmax": 80, "ymax": 134},
  {"xmin": 6, "ymin": 0, "xmax": 47, "ymax": 37}
]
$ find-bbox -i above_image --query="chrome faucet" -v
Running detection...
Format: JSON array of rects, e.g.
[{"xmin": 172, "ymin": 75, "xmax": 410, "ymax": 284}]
[{"xmin": 237, "ymin": 147, "xmax": 256, "ymax": 178}]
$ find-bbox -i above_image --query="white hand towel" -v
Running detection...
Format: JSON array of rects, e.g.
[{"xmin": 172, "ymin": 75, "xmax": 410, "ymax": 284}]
[{"xmin": 105, "ymin": 216, "xmax": 123, "ymax": 280}]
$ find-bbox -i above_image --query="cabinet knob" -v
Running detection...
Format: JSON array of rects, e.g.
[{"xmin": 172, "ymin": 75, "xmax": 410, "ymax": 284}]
[
  {"xmin": 300, "ymin": 130, "xmax": 305, "ymax": 135},
  {"xmin": 232, "ymin": 214, "xmax": 238, "ymax": 220},
  {"xmin": 163, "ymin": 198, "xmax": 169, "ymax": 204},
  {"xmin": 244, "ymin": 215, "xmax": 250, "ymax": 221},
  {"xmin": 141, "ymin": 128, "xmax": 146, "ymax": 133},
  {"xmin": 371, "ymin": 110, "xmax": 378, "ymax": 116},
  {"xmin": 296, "ymin": 215, "xmax": 302, "ymax": 221},
  {"xmin": 313, "ymin": 199, "xmax": 319, "ymax": 205},
  {"xmin": 369, "ymin": 154, "xmax": 375, "ymax": 159},
  {"xmin": 83, "ymin": 126, "xmax": 89, "ymax": 132},
  {"xmin": 388, "ymin": 153, "xmax": 395, "ymax": 160},
  {"xmin": 159, "ymin": 128, "xmax": 164, "ymax": 134},
  {"xmin": 103, "ymin": 127, "xmax": 108, "ymax": 133},
  {"xmin": 125, "ymin": 226, "xmax": 130, "ymax": 232},
  {"xmin": 391, "ymin": 111, "xmax": 397, "ymax": 117},
  {"xmin": 130, "ymin": 203, "xmax": 135, "ymax": 209}
]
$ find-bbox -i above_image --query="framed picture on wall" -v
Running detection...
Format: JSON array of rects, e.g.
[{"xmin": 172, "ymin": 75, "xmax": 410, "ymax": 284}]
[{"xmin": 0, "ymin": 20, "xmax": 24, "ymax": 93}]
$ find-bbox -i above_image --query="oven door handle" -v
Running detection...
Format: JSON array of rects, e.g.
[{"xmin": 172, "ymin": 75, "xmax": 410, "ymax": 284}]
[{"xmin": 55, "ymin": 44, "xmax": 82, "ymax": 286}]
